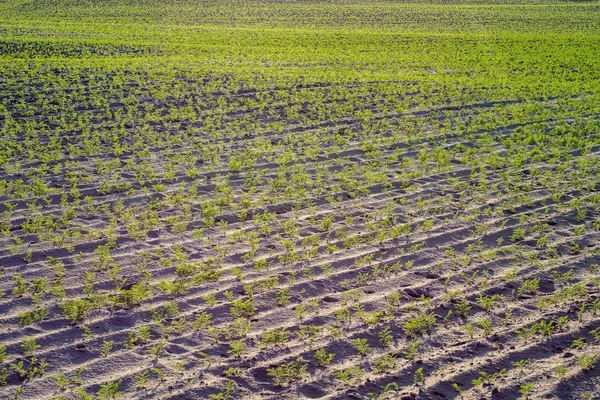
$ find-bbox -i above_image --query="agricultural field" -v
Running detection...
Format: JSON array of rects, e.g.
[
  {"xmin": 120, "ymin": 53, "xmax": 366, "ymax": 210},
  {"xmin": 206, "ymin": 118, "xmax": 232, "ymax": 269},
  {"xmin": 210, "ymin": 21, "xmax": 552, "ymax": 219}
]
[{"xmin": 1, "ymin": 0, "xmax": 600, "ymax": 399}]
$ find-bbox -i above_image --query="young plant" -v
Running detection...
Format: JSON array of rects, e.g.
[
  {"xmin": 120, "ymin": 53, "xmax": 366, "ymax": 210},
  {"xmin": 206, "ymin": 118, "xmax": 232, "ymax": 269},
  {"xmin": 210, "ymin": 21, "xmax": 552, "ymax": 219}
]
[
  {"xmin": 100, "ymin": 340, "xmax": 114, "ymax": 358},
  {"xmin": 314, "ymin": 349, "xmax": 334, "ymax": 367},
  {"xmin": 148, "ymin": 340, "xmax": 166, "ymax": 360},
  {"xmin": 267, "ymin": 358, "xmax": 307, "ymax": 386},
  {"xmin": 208, "ymin": 380, "xmax": 235, "ymax": 400},
  {"xmin": 519, "ymin": 383, "xmax": 534, "ymax": 399},
  {"xmin": 578, "ymin": 354, "xmax": 597, "ymax": 371},
  {"xmin": 377, "ymin": 327, "xmax": 393, "ymax": 347},
  {"xmin": 22, "ymin": 337, "xmax": 40, "ymax": 356},
  {"xmin": 227, "ymin": 341, "xmax": 244, "ymax": 358},
  {"xmin": 97, "ymin": 380, "xmax": 122, "ymax": 400},
  {"xmin": 413, "ymin": 367, "xmax": 424, "ymax": 385},
  {"xmin": 351, "ymin": 338, "xmax": 371, "ymax": 356}
]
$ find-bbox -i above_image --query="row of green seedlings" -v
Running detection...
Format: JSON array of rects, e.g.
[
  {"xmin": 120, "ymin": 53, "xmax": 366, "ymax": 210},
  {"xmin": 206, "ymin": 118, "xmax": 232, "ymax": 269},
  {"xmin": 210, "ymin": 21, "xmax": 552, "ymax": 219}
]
[
  {"xmin": 3, "ymin": 94, "xmax": 596, "ymax": 220},
  {"xmin": 4, "ymin": 141, "xmax": 597, "ymax": 280},
  {"xmin": 6, "ymin": 206, "xmax": 598, "ymax": 343},
  {"xmin": 7, "ymin": 213, "xmax": 598, "ymax": 332},
  {"xmin": 3, "ymin": 126, "xmax": 595, "ymax": 272},
  {"xmin": 2, "ymin": 318, "xmax": 597, "ymax": 397}
]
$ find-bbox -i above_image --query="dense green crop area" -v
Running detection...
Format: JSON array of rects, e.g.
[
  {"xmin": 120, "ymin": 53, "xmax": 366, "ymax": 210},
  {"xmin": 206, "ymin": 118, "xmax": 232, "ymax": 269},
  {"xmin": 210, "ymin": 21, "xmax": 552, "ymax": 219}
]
[{"xmin": 0, "ymin": 0, "xmax": 599, "ymax": 399}]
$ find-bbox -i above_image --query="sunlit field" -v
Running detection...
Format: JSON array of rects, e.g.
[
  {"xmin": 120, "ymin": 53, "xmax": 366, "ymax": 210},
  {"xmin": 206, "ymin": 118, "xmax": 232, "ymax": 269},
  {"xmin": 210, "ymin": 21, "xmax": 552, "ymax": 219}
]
[{"xmin": 1, "ymin": 0, "xmax": 600, "ymax": 398}]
